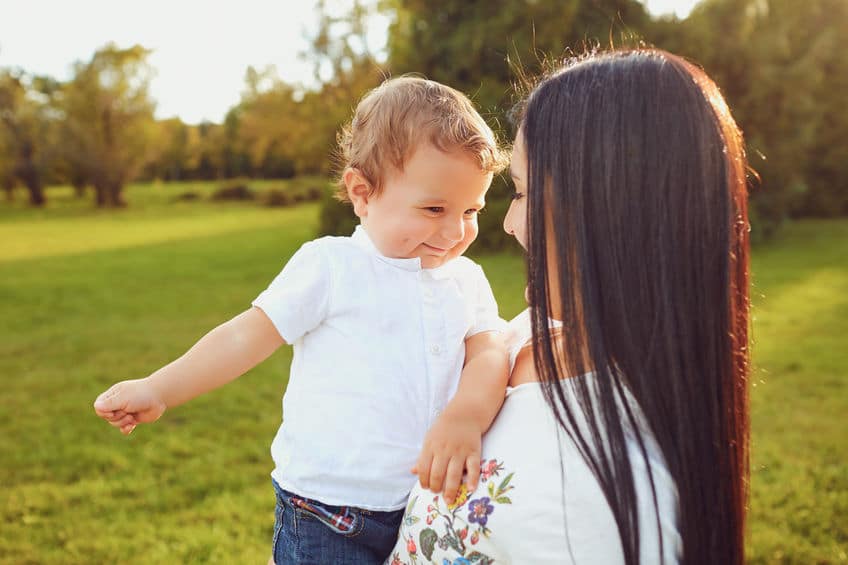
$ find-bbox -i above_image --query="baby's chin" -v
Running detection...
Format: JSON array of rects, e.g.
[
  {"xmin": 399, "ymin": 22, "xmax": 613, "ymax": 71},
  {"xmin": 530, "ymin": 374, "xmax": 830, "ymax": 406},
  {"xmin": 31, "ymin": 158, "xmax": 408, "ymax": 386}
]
[{"xmin": 420, "ymin": 255, "xmax": 449, "ymax": 269}]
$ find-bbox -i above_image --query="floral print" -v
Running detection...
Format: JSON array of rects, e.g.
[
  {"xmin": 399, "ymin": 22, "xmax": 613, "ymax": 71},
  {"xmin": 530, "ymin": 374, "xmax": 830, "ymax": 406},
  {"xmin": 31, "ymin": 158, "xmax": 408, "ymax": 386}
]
[
  {"xmin": 467, "ymin": 497, "xmax": 494, "ymax": 527},
  {"xmin": 389, "ymin": 459, "xmax": 515, "ymax": 564}
]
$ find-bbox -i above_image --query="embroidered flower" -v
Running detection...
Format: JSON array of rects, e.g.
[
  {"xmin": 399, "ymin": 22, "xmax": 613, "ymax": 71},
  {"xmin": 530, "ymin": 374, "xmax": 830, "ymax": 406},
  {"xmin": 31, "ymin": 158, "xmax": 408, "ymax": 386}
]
[
  {"xmin": 480, "ymin": 459, "xmax": 499, "ymax": 482},
  {"xmin": 467, "ymin": 497, "xmax": 495, "ymax": 527},
  {"xmin": 447, "ymin": 483, "xmax": 470, "ymax": 511},
  {"xmin": 391, "ymin": 553, "xmax": 404, "ymax": 565},
  {"xmin": 406, "ymin": 536, "xmax": 417, "ymax": 555},
  {"xmin": 470, "ymin": 530, "xmax": 480, "ymax": 545}
]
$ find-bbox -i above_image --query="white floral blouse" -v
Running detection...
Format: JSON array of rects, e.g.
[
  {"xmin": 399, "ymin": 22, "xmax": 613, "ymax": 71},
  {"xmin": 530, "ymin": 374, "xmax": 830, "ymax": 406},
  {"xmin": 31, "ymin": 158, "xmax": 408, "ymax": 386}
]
[{"xmin": 385, "ymin": 310, "xmax": 682, "ymax": 564}]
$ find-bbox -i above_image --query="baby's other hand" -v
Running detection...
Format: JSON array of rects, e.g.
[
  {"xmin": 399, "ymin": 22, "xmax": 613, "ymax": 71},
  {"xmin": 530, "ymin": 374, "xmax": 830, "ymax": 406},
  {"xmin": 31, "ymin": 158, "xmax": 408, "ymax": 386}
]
[
  {"xmin": 93, "ymin": 379, "xmax": 166, "ymax": 435},
  {"xmin": 412, "ymin": 410, "xmax": 482, "ymax": 505}
]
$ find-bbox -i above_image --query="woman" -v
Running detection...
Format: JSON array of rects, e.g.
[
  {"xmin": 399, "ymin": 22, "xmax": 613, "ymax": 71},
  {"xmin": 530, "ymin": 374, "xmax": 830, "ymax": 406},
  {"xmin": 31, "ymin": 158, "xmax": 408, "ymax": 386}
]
[{"xmin": 387, "ymin": 49, "xmax": 750, "ymax": 565}]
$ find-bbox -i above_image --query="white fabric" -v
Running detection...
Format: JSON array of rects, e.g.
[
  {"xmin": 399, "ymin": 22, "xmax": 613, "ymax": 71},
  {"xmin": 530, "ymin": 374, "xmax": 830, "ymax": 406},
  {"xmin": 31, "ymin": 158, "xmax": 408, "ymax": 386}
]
[
  {"xmin": 386, "ymin": 309, "xmax": 681, "ymax": 564},
  {"xmin": 252, "ymin": 225, "xmax": 505, "ymax": 510}
]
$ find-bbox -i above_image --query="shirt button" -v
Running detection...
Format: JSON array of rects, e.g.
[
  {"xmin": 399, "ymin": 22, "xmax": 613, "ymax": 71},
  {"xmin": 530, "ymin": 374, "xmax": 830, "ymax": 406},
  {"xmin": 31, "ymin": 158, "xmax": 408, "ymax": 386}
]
[{"xmin": 430, "ymin": 344, "xmax": 441, "ymax": 355}]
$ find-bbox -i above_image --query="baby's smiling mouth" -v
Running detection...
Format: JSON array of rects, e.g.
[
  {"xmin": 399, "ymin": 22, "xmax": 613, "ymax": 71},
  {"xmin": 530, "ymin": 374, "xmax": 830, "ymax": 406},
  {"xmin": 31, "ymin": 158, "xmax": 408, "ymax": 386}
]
[{"xmin": 423, "ymin": 243, "xmax": 449, "ymax": 254}]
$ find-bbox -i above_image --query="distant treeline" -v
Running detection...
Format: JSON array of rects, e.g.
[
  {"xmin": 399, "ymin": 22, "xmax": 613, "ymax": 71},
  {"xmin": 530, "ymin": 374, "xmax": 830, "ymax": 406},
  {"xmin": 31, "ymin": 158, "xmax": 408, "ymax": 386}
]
[{"xmin": 2, "ymin": 0, "xmax": 846, "ymax": 241}]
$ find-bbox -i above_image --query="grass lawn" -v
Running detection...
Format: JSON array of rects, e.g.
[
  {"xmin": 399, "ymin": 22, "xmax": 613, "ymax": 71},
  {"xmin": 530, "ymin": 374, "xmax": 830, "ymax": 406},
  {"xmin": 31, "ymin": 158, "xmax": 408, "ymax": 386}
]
[{"xmin": 0, "ymin": 182, "xmax": 845, "ymax": 563}]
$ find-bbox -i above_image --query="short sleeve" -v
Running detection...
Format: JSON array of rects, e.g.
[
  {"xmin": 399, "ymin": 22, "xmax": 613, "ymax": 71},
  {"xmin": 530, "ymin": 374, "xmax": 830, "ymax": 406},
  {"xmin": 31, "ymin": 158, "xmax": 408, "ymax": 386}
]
[
  {"xmin": 466, "ymin": 264, "xmax": 508, "ymax": 338},
  {"xmin": 252, "ymin": 240, "xmax": 330, "ymax": 343}
]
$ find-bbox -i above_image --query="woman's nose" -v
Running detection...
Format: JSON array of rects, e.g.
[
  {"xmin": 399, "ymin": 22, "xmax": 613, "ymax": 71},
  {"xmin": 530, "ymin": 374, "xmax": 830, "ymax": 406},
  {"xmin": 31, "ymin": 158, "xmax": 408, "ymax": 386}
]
[{"xmin": 503, "ymin": 203, "xmax": 514, "ymax": 234}]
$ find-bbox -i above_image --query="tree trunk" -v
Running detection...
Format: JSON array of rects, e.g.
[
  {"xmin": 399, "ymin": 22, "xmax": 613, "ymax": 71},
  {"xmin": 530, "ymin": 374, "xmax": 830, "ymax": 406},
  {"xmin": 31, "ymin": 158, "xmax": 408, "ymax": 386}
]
[
  {"xmin": 2, "ymin": 179, "xmax": 14, "ymax": 203},
  {"xmin": 108, "ymin": 181, "xmax": 126, "ymax": 207},
  {"xmin": 94, "ymin": 182, "xmax": 107, "ymax": 207},
  {"xmin": 17, "ymin": 168, "xmax": 45, "ymax": 206},
  {"xmin": 14, "ymin": 144, "xmax": 46, "ymax": 206},
  {"xmin": 24, "ymin": 179, "xmax": 45, "ymax": 206}
]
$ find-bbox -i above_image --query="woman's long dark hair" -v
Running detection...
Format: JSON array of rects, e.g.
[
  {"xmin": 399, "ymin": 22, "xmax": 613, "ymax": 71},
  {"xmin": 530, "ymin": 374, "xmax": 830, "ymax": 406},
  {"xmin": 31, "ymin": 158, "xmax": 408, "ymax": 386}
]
[{"xmin": 522, "ymin": 49, "xmax": 750, "ymax": 565}]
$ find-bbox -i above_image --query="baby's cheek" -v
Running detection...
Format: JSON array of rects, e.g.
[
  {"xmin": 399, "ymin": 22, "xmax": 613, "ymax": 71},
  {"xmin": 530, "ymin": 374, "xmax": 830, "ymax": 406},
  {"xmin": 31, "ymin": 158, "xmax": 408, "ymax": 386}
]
[
  {"xmin": 454, "ymin": 225, "xmax": 478, "ymax": 258},
  {"xmin": 465, "ymin": 221, "xmax": 480, "ymax": 246}
]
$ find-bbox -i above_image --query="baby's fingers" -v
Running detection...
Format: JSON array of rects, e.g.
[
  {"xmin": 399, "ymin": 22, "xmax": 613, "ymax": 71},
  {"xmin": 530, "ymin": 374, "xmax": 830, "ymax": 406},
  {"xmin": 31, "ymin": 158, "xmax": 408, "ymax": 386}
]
[
  {"xmin": 104, "ymin": 409, "xmax": 127, "ymax": 422},
  {"xmin": 120, "ymin": 423, "xmax": 137, "ymax": 435},
  {"xmin": 442, "ymin": 457, "xmax": 466, "ymax": 505},
  {"xmin": 108, "ymin": 414, "xmax": 137, "ymax": 430},
  {"xmin": 94, "ymin": 385, "xmax": 128, "ymax": 416},
  {"xmin": 416, "ymin": 450, "xmax": 434, "ymax": 489},
  {"xmin": 428, "ymin": 456, "xmax": 448, "ymax": 494},
  {"xmin": 464, "ymin": 454, "xmax": 482, "ymax": 493}
]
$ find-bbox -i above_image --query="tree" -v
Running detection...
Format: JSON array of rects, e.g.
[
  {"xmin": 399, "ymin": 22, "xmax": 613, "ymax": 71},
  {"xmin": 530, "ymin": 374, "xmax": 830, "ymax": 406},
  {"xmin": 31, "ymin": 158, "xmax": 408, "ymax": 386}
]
[
  {"xmin": 0, "ymin": 69, "xmax": 60, "ymax": 206},
  {"xmin": 652, "ymin": 0, "xmax": 848, "ymax": 233},
  {"xmin": 370, "ymin": 0, "xmax": 652, "ymax": 249},
  {"xmin": 0, "ymin": 136, "xmax": 15, "ymax": 202},
  {"xmin": 144, "ymin": 118, "xmax": 202, "ymax": 181},
  {"xmin": 234, "ymin": 1, "xmax": 384, "ymax": 179},
  {"xmin": 386, "ymin": 0, "xmax": 650, "ymax": 123},
  {"xmin": 60, "ymin": 44, "xmax": 156, "ymax": 207}
]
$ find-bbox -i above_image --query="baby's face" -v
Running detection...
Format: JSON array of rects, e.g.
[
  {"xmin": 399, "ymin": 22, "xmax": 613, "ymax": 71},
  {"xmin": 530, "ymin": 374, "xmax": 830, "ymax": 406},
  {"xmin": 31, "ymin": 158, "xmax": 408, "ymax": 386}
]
[{"xmin": 362, "ymin": 144, "xmax": 492, "ymax": 269}]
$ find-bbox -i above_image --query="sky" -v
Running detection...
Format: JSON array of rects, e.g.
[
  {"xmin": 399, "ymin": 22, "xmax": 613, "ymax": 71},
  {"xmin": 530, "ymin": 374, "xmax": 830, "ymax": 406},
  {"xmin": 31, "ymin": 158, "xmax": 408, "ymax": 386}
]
[{"xmin": 0, "ymin": 0, "xmax": 701, "ymax": 125}]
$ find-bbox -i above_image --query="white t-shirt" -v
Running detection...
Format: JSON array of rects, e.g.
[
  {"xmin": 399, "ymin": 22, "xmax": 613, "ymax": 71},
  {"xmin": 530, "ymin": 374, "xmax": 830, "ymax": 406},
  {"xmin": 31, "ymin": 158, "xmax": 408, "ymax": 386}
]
[
  {"xmin": 252, "ymin": 226, "xmax": 505, "ymax": 510},
  {"xmin": 386, "ymin": 309, "xmax": 682, "ymax": 564}
]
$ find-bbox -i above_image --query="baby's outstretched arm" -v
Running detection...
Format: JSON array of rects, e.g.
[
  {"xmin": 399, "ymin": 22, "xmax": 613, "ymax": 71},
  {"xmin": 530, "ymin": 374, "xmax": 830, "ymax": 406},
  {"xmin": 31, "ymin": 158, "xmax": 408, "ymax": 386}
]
[
  {"xmin": 93, "ymin": 307, "xmax": 284, "ymax": 434},
  {"xmin": 414, "ymin": 330, "xmax": 509, "ymax": 504}
]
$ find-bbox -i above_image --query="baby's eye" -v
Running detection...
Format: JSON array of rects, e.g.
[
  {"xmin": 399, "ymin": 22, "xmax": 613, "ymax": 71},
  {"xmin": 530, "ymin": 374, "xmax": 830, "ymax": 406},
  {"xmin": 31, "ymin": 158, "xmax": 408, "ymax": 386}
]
[
  {"xmin": 425, "ymin": 207, "xmax": 444, "ymax": 214},
  {"xmin": 464, "ymin": 208, "xmax": 479, "ymax": 216},
  {"xmin": 510, "ymin": 192, "xmax": 525, "ymax": 201}
]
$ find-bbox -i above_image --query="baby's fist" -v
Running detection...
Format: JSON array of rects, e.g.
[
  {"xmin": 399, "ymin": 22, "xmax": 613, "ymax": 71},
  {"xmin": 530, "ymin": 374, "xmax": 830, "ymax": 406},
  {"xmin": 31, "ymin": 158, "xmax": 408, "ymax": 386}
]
[{"xmin": 93, "ymin": 379, "xmax": 166, "ymax": 435}]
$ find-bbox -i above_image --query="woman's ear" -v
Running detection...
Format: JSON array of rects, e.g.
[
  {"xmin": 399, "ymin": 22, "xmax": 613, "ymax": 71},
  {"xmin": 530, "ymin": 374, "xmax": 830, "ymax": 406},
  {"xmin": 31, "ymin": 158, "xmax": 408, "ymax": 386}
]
[{"xmin": 343, "ymin": 168, "xmax": 373, "ymax": 219}]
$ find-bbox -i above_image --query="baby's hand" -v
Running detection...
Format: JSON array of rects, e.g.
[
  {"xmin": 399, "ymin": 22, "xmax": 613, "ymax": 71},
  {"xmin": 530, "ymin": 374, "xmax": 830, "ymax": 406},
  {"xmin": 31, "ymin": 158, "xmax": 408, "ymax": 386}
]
[
  {"xmin": 93, "ymin": 379, "xmax": 167, "ymax": 435},
  {"xmin": 412, "ymin": 410, "xmax": 482, "ymax": 505}
]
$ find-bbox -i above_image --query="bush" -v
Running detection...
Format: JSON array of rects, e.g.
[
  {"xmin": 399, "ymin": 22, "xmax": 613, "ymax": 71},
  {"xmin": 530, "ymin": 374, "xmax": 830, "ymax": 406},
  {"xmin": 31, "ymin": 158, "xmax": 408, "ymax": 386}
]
[
  {"xmin": 263, "ymin": 188, "xmax": 293, "ymax": 207},
  {"xmin": 263, "ymin": 181, "xmax": 329, "ymax": 208},
  {"xmin": 318, "ymin": 190, "xmax": 358, "ymax": 237},
  {"xmin": 211, "ymin": 182, "xmax": 255, "ymax": 201},
  {"xmin": 306, "ymin": 186, "xmax": 324, "ymax": 201},
  {"xmin": 172, "ymin": 191, "xmax": 200, "ymax": 202}
]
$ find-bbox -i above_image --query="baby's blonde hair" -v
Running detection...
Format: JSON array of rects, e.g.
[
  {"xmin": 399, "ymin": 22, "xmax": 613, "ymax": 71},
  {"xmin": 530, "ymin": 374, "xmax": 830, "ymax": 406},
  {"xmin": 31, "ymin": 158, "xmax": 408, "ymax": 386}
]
[{"xmin": 336, "ymin": 76, "xmax": 509, "ymax": 200}]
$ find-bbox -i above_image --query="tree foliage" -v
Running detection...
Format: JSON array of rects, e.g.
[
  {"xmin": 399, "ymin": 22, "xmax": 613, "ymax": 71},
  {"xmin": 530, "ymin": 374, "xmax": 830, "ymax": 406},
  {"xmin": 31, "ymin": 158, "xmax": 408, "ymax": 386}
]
[
  {"xmin": 0, "ymin": 70, "xmax": 60, "ymax": 206},
  {"xmin": 60, "ymin": 44, "xmax": 156, "ymax": 207},
  {"xmin": 0, "ymin": 0, "xmax": 845, "ymax": 226},
  {"xmin": 652, "ymin": 0, "xmax": 848, "ymax": 234}
]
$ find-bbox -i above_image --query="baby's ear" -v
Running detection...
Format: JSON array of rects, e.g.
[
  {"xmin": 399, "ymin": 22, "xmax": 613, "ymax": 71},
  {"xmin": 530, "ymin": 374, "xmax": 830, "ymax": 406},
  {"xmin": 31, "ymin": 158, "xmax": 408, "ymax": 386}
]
[{"xmin": 343, "ymin": 168, "xmax": 373, "ymax": 219}]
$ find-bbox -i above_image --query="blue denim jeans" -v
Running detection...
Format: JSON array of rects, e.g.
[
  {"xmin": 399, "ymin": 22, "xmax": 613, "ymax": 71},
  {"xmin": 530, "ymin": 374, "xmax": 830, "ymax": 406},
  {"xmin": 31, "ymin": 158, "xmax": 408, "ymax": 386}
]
[{"xmin": 272, "ymin": 479, "xmax": 404, "ymax": 564}]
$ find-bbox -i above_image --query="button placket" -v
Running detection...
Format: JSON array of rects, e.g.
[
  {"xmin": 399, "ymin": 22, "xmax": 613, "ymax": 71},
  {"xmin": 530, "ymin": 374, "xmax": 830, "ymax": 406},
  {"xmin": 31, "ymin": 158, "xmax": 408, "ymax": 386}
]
[{"xmin": 420, "ymin": 275, "xmax": 448, "ymax": 426}]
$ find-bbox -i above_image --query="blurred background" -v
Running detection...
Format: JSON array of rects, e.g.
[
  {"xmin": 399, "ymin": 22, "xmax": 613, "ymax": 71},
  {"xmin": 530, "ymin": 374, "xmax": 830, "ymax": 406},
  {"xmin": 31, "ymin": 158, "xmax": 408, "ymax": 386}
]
[{"xmin": 1, "ymin": 1, "xmax": 845, "ymax": 563}]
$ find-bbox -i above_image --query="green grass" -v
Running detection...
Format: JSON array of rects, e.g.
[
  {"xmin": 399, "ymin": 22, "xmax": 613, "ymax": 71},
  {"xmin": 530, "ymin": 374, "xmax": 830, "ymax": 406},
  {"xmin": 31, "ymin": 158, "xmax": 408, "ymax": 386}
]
[{"xmin": 0, "ymin": 182, "xmax": 845, "ymax": 564}]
